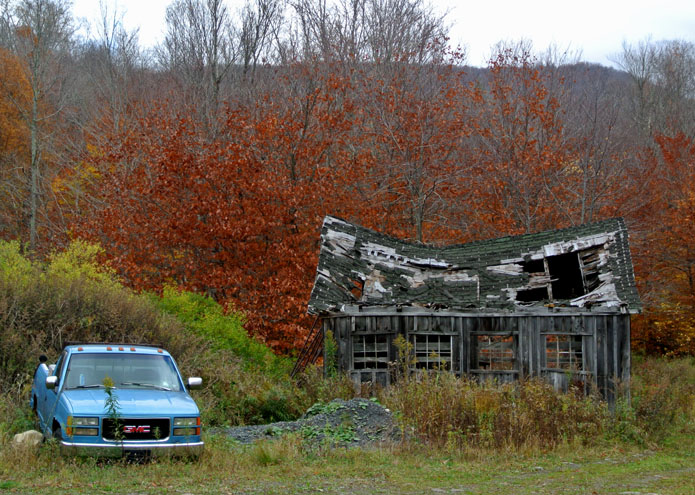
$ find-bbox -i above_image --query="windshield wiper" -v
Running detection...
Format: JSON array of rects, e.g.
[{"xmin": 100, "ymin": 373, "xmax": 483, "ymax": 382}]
[
  {"xmin": 120, "ymin": 382, "xmax": 172, "ymax": 391},
  {"xmin": 71, "ymin": 384, "xmax": 105, "ymax": 389}
]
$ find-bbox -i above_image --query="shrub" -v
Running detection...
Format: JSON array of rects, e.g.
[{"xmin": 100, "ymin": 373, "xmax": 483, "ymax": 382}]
[
  {"xmin": 152, "ymin": 287, "xmax": 290, "ymax": 378},
  {"xmin": 627, "ymin": 355, "xmax": 695, "ymax": 439}
]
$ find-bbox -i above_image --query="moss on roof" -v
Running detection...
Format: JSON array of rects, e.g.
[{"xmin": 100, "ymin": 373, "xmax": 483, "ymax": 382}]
[{"xmin": 308, "ymin": 216, "xmax": 641, "ymax": 315}]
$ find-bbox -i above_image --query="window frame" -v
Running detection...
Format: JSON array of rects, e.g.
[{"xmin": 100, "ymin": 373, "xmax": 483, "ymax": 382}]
[
  {"xmin": 351, "ymin": 333, "xmax": 391, "ymax": 371},
  {"xmin": 409, "ymin": 333, "xmax": 455, "ymax": 371},
  {"xmin": 542, "ymin": 333, "xmax": 587, "ymax": 373},
  {"xmin": 470, "ymin": 331, "xmax": 519, "ymax": 373}
]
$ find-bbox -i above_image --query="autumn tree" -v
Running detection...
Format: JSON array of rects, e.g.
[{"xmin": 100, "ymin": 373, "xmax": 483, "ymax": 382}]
[
  {"xmin": 463, "ymin": 45, "xmax": 571, "ymax": 238},
  {"xmin": 0, "ymin": 0, "xmax": 74, "ymax": 250},
  {"xmin": 284, "ymin": 0, "xmax": 447, "ymax": 67},
  {"xmin": 0, "ymin": 48, "xmax": 30, "ymax": 239},
  {"xmin": 357, "ymin": 49, "xmax": 471, "ymax": 242},
  {"xmin": 614, "ymin": 38, "xmax": 695, "ymax": 137},
  {"xmin": 78, "ymin": 65, "xmax": 360, "ymax": 352},
  {"xmin": 632, "ymin": 133, "xmax": 695, "ymax": 355},
  {"xmin": 76, "ymin": 2, "xmax": 143, "ymax": 135},
  {"xmin": 238, "ymin": 0, "xmax": 282, "ymax": 80}
]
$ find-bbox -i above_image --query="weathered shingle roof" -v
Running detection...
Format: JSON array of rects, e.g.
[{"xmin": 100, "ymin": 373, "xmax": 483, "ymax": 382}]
[{"xmin": 308, "ymin": 216, "xmax": 641, "ymax": 315}]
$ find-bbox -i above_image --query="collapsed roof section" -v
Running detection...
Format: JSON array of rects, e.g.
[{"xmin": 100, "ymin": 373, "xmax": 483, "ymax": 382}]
[{"xmin": 308, "ymin": 216, "xmax": 641, "ymax": 315}]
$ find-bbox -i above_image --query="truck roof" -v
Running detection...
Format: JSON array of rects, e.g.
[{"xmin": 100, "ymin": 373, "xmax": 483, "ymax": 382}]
[{"xmin": 63, "ymin": 344, "xmax": 171, "ymax": 356}]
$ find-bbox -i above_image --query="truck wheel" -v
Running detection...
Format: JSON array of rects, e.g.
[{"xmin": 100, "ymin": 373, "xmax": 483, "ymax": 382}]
[{"xmin": 53, "ymin": 424, "xmax": 62, "ymax": 442}]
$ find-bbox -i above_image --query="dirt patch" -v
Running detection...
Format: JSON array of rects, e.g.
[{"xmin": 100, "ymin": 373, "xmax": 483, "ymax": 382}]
[{"xmin": 215, "ymin": 398, "xmax": 400, "ymax": 447}]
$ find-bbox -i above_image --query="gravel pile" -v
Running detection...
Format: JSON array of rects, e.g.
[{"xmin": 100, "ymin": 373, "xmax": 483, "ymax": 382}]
[{"xmin": 216, "ymin": 398, "xmax": 400, "ymax": 447}]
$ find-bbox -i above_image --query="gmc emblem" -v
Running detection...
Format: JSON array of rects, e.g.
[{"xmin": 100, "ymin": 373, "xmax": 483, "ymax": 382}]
[{"xmin": 123, "ymin": 425, "xmax": 150, "ymax": 434}]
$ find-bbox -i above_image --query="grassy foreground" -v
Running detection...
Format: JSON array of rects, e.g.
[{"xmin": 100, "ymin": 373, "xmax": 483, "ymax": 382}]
[{"xmin": 1, "ymin": 429, "xmax": 694, "ymax": 495}]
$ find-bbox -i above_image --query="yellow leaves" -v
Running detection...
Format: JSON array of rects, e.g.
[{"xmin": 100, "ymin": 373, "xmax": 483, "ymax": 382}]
[
  {"xmin": 51, "ymin": 160, "xmax": 101, "ymax": 207},
  {"xmin": 46, "ymin": 240, "xmax": 118, "ymax": 289}
]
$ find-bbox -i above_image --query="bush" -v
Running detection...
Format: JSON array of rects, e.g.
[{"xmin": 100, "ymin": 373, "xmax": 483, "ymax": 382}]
[
  {"xmin": 153, "ymin": 287, "xmax": 290, "ymax": 378},
  {"xmin": 628, "ymin": 355, "xmax": 695, "ymax": 439},
  {"xmin": 0, "ymin": 392, "xmax": 35, "ymax": 440}
]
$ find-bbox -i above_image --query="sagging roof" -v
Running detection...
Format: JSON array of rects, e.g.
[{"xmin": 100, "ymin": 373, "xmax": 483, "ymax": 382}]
[{"xmin": 308, "ymin": 216, "xmax": 641, "ymax": 315}]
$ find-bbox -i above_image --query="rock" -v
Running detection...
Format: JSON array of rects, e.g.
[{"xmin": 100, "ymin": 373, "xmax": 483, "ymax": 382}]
[{"xmin": 12, "ymin": 430, "xmax": 43, "ymax": 447}]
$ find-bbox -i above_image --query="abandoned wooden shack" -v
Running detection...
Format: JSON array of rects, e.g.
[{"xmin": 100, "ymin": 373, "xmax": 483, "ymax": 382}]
[{"xmin": 307, "ymin": 216, "xmax": 641, "ymax": 402}]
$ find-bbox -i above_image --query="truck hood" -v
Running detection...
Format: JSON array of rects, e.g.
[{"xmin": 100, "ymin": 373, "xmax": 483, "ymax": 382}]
[{"xmin": 61, "ymin": 389, "xmax": 200, "ymax": 417}]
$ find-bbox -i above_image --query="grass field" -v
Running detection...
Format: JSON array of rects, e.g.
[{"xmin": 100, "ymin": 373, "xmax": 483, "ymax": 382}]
[{"xmin": 1, "ymin": 426, "xmax": 694, "ymax": 494}]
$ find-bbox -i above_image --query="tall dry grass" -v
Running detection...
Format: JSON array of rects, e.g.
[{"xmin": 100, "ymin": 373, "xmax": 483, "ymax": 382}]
[{"xmin": 381, "ymin": 372, "xmax": 606, "ymax": 451}]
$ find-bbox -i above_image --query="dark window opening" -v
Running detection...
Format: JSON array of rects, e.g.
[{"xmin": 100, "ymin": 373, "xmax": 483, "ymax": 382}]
[
  {"xmin": 547, "ymin": 252, "xmax": 585, "ymax": 300},
  {"xmin": 353, "ymin": 334, "xmax": 389, "ymax": 370},
  {"xmin": 516, "ymin": 287, "xmax": 549, "ymax": 302}
]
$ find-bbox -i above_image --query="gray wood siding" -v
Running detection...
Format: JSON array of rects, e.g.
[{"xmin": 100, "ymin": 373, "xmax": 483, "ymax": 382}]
[{"xmin": 324, "ymin": 312, "xmax": 630, "ymax": 403}]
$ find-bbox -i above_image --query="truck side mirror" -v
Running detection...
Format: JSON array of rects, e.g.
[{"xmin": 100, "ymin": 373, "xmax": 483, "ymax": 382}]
[
  {"xmin": 187, "ymin": 377, "xmax": 203, "ymax": 390},
  {"xmin": 45, "ymin": 376, "xmax": 58, "ymax": 390}
]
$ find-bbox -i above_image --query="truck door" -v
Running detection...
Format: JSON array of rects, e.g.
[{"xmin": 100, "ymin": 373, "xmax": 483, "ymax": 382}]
[{"xmin": 39, "ymin": 351, "xmax": 67, "ymax": 432}]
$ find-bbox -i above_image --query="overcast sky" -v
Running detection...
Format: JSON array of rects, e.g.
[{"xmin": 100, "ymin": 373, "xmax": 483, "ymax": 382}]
[{"xmin": 72, "ymin": 0, "xmax": 695, "ymax": 67}]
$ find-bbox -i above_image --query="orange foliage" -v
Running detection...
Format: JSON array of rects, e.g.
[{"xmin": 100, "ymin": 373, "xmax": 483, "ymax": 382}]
[
  {"xmin": 77, "ymin": 67, "xmax": 363, "ymax": 352},
  {"xmin": 0, "ymin": 48, "xmax": 31, "ymax": 238},
  {"xmin": 632, "ymin": 133, "xmax": 695, "ymax": 355},
  {"xmin": 356, "ymin": 51, "xmax": 472, "ymax": 243}
]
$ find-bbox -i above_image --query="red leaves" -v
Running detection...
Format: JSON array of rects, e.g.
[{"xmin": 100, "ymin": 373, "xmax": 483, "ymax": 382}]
[
  {"xmin": 631, "ymin": 132, "xmax": 695, "ymax": 355},
  {"xmin": 78, "ymin": 75, "xmax": 360, "ymax": 353}
]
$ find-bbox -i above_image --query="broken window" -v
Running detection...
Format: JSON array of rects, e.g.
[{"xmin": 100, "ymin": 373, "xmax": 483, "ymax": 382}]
[
  {"xmin": 472, "ymin": 334, "xmax": 518, "ymax": 371},
  {"xmin": 516, "ymin": 250, "xmax": 594, "ymax": 303},
  {"xmin": 410, "ymin": 334, "xmax": 453, "ymax": 370},
  {"xmin": 544, "ymin": 334, "xmax": 583, "ymax": 371},
  {"xmin": 352, "ymin": 334, "xmax": 389, "ymax": 370}
]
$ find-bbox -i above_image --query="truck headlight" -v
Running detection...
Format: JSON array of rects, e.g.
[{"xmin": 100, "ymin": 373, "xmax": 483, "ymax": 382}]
[
  {"xmin": 66, "ymin": 416, "xmax": 100, "ymax": 436},
  {"xmin": 173, "ymin": 417, "xmax": 200, "ymax": 436},
  {"xmin": 69, "ymin": 417, "xmax": 99, "ymax": 426}
]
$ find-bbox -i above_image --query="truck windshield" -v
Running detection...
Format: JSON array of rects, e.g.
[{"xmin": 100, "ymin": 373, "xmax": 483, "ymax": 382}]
[{"xmin": 64, "ymin": 353, "xmax": 183, "ymax": 391}]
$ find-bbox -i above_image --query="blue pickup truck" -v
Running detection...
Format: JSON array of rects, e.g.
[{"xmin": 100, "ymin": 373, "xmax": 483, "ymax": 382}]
[{"xmin": 31, "ymin": 343, "xmax": 204, "ymax": 457}]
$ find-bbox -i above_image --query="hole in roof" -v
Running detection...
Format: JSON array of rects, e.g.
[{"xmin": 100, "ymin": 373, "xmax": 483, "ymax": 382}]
[
  {"xmin": 547, "ymin": 252, "xmax": 586, "ymax": 299},
  {"xmin": 522, "ymin": 259, "xmax": 545, "ymax": 273},
  {"xmin": 516, "ymin": 287, "xmax": 549, "ymax": 303}
]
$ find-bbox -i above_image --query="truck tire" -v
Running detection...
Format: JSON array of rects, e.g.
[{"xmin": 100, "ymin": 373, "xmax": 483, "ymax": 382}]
[{"xmin": 53, "ymin": 424, "xmax": 62, "ymax": 442}]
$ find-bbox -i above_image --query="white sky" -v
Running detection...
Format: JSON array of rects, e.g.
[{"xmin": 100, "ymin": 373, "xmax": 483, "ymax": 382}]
[{"xmin": 71, "ymin": 0, "xmax": 695, "ymax": 67}]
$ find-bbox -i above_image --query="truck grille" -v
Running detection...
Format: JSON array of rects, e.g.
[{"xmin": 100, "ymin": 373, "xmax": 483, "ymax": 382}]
[{"xmin": 102, "ymin": 418, "xmax": 170, "ymax": 441}]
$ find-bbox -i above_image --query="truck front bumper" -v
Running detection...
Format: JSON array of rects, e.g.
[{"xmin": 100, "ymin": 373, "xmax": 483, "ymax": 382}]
[{"xmin": 60, "ymin": 439, "xmax": 204, "ymax": 458}]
